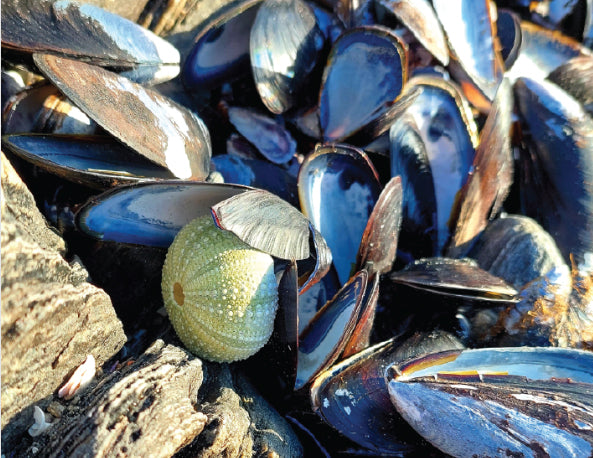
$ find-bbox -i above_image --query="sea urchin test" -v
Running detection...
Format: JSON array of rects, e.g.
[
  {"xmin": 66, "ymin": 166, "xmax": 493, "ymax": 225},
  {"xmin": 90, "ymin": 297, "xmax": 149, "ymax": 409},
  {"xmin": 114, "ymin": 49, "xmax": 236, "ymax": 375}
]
[{"xmin": 162, "ymin": 215, "xmax": 278, "ymax": 362}]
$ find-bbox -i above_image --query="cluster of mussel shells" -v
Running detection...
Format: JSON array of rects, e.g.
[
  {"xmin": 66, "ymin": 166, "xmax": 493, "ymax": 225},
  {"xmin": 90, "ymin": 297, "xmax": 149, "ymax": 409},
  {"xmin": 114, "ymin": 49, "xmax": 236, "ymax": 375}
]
[{"xmin": 2, "ymin": 0, "xmax": 593, "ymax": 455}]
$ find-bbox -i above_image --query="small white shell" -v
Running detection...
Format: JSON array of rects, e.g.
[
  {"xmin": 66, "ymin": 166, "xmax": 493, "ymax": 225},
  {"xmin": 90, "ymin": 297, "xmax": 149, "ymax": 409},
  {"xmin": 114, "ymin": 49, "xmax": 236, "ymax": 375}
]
[
  {"xmin": 161, "ymin": 216, "xmax": 278, "ymax": 362},
  {"xmin": 28, "ymin": 406, "xmax": 51, "ymax": 437},
  {"xmin": 58, "ymin": 354, "xmax": 96, "ymax": 400}
]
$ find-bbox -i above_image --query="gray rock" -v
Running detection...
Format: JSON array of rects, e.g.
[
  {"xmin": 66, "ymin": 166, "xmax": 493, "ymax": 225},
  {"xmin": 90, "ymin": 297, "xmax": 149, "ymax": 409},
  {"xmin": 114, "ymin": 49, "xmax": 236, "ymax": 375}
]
[{"xmin": 1, "ymin": 153, "xmax": 127, "ymax": 449}]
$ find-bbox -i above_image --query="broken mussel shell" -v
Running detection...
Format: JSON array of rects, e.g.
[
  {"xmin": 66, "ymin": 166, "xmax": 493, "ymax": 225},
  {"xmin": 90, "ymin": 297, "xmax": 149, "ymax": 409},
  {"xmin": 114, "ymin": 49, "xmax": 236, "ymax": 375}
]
[
  {"xmin": 386, "ymin": 347, "xmax": 593, "ymax": 457},
  {"xmin": 2, "ymin": 0, "xmax": 180, "ymax": 85}
]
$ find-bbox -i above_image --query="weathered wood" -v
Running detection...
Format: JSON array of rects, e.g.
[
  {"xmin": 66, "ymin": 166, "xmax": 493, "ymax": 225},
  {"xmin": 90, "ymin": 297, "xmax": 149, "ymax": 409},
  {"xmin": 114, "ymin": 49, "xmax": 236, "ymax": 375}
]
[
  {"xmin": 38, "ymin": 340, "xmax": 206, "ymax": 457},
  {"xmin": 1, "ymin": 152, "xmax": 127, "ymax": 449}
]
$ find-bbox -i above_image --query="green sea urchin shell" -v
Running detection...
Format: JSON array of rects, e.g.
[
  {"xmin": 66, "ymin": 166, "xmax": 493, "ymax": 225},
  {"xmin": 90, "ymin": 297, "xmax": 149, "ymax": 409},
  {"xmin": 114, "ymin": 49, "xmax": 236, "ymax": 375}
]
[{"xmin": 162, "ymin": 215, "xmax": 278, "ymax": 362}]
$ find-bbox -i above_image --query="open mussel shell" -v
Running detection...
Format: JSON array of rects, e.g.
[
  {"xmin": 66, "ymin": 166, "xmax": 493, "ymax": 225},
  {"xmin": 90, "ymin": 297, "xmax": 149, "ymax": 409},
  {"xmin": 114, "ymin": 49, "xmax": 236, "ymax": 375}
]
[
  {"xmin": 386, "ymin": 347, "xmax": 593, "ymax": 457},
  {"xmin": 295, "ymin": 269, "xmax": 367, "ymax": 390},
  {"xmin": 76, "ymin": 181, "xmax": 251, "ymax": 247},
  {"xmin": 355, "ymin": 176, "xmax": 403, "ymax": 277},
  {"xmin": 432, "ymin": 0, "xmax": 504, "ymax": 106},
  {"xmin": 227, "ymin": 106, "xmax": 297, "ymax": 164},
  {"xmin": 250, "ymin": 0, "xmax": 326, "ymax": 114},
  {"xmin": 390, "ymin": 76, "xmax": 477, "ymax": 257},
  {"xmin": 388, "ymin": 257, "xmax": 518, "ymax": 304},
  {"xmin": 506, "ymin": 21, "xmax": 592, "ymax": 83},
  {"xmin": 2, "ymin": 83, "xmax": 97, "ymax": 135},
  {"xmin": 183, "ymin": 0, "xmax": 262, "ymax": 90},
  {"xmin": 375, "ymin": 0, "xmax": 449, "ymax": 66},
  {"xmin": 319, "ymin": 26, "xmax": 407, "ymax": 142},
  {"xmin": 467, "ymin": 215, "xmax": 568, "ymax": 290},
  {"xmin": 547, "ymin": 55, "xmax": 593, "ymax": 116},
  {"xmin": 311, "ymin": 331, "xmax": 464, "ymax": 454},
  {"xmin": 2, "ymin": 0, "xmax": 180, "ymax": 85},
  {"xmin": 515, "ymin": 77, "xmax": 593, "ymax": 264},
  {"xmin": 298, "ymin": 143, "xmax": 381, "ymax": 285},
  {"xmin": 446, "ymin": 78, "xmax": 513, "ymax": 258},
  {"xmin": 2, "ymin": 134, "xmax": 175, "ymax": 190},
  {"xmin": 33, "ymin": 54, "xmax": 211, "ymax": 181}
]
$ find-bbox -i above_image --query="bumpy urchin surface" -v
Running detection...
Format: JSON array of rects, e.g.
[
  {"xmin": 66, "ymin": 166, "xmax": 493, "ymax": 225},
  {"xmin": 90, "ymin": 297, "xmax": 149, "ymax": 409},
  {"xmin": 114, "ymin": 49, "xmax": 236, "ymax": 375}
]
[{"xmin": 162, "ymin": 215, "xmax": 278, "ymax": 362}]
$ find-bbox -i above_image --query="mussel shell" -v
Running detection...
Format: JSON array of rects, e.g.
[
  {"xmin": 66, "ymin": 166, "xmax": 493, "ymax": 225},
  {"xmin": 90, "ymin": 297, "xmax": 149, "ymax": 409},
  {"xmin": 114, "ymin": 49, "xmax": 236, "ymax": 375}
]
[
  {"xmin": 76, "ymin": 181, "xmax": 251, "ymax": 247},
  {"xmin": 211, "ymin": 188, "xmax": 330, "ymax": 263},
  {"xmin": 319, "ymin": 26, "xmax": 407, "ymax": 142},
  {"xmin": 446, "ymin": 78, "xmax": 513, "ymax": 258},
  {"xmin": 250, "ymin": 0, "xmax": 326, "ymax": 114},
  {"xmin": 375, "ymin": 0, "xmax": 449, "ymax": 66},
  {"xmin": 506, "ymin": 21, "xmax": 592, "ymax": 82},
  {"xmin": 2, "ymin": 0, "xmax": 180, "ymax": 85},
  {"xmin": 296, "ymin": 269, "xmax": 367, "ymax": 390},
  {"xmin": 34, "ymin": 54, "xmax": 211, "ymax": 181},
  {"xmin": 227, "ymin": 106, "xmax": 297, "ymax": 164},
  {"xmin": 355, "ymin": 176, "xmax": 403, "ymax": 277},
  {"xmin": 547, "ymin": 55, "xmax": 593, "ymax": 116},
  {"xmin": 390, "ymin": 76, "xmax": 477, "ymax": 257},
  {"xmin": 212, "ymin": 154, "xmax": 298, "ymax": 205},
  {"xmin": 467, "ymin": 214, "xmax": 568, "ymax": 290},
  {"xmin": 496, "ymin": 9, "xmax": 522, "ymax": 70},
  {"xmin": 386, "ymin": 347, "xmax": 593, "ymax": 457},
  {"xmin": 298, "ymin": 143, "xmax": 381, "ymax": 285},
  {"xmin": 432, "ymin": 0, "xmax": 504, "ymax": 102},
  {"xmin": 183, "ymin": 0, "xmax": 262, "ymax": 90},
  {"xmin": 311, "ymin": 331, "xmax": 464, "ymax": 453},
  {"xmin": 2, "ymin": 83, "xmax": 97, "ymax": 135},
  {"xmin": 388, "ymin": 257, "xmax": 518, "ymax": 304},
  {"xmin": 2, "ymin": 134, "xmax": 175, "ymax": 190},
  {"xmin": 515, "ymin": 77, "xmax": 593, "ymax": 264}
]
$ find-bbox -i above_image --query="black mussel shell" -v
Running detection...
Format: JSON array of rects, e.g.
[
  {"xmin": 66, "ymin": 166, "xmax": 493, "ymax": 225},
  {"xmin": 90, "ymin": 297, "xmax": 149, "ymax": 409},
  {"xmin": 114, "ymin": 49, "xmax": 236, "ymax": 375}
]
[
  {"xmin": 212, "ymin": 154, "xmax": 298, "ymax": 205},
  {"xmin": 34, "ymin": 54, "xmax": 211, "ymax": 181},
  {"xmin": 446, "ymin": 78, "xmax": 513, "ymax": 258},
  {"xmin": 432, "ymin": 0, "xmax": 504, "ymax": 106},
  {"xmin": 319, "ymin": 26, "xmax": 407, "ymax": 142},
  {"xmin": 386, "ymin": 347, "xmax": 593, "ymax": 457},
  {"xmin": 311, "ymin": 331, "xmax": 464, "ymax": 454},
  {"xmin": 375, "ymin": 0, "xmax": 449, "ymax": 66},
  {"xmin": 468, "ymin": 214, "xmax": 568, "ymax": 290},
  {"xmin": 76, "ymin": 181, "xmax": 251, "ymax": 247},
  {"xmin": 2, "ymin": 134, "xmax": 175, "ymax": 190},
  {"xmin": 2, "ymin": 83, "xmax": 97, "ymax": 135},
  {"xmin": 183, "ymin": 0, "xmax": 262, "ymax": 90},
  {"xmin": 506, "ymin": 21, "xmax": 592, "ymax": 83},
  {"xmin": 547, "ymin": 55, "xmax": 593, "ymax": 116},
  {"xmin": 388, "ymin": 257, "xmax": 518, "ymax": 304},
  {"xmin": 496, "ymin": 9, "xmax": 522, "ymax": 70},
  {"xmin": 390, "ymin": 76, "xmax": 477, "ymax": 258},
  {"xmin": 227, "ymin": 106, "xmax": 297, "ymax": 164},
  {"xmin": 515, "ymin": 77, "xmax": 593, "ymax": 264},
  {"xmin": 2, "ymin": 0, "xmax": 180, "ymax": 85},
  {"xmin": 356, "ymin": 176, "xmax": 403, "ymax": 277},
  {"xmin": 250, "ymin": 0, "xmax": 326, "ymax": 114},
  {"xmin": 295, "ymin": 269, "xmax": 367, "ymax": 390},
  {"xmin": 298, "ymin": 143, "xmax": 381, "ymax": 285}
]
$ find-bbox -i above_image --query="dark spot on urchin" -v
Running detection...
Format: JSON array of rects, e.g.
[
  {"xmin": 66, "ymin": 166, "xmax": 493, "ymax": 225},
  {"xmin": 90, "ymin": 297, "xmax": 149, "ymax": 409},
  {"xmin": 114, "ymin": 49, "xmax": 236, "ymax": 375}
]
[{"xmin": 174, "ymin": 282, "xmax": 185, "ymax": 306}]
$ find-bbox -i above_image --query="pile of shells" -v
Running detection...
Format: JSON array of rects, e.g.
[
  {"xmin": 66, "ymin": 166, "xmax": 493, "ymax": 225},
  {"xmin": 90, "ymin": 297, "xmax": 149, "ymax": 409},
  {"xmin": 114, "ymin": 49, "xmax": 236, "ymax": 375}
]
[{"xmin": 2, "ymin": 0, "xmax": 593, "ymax": 455}]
